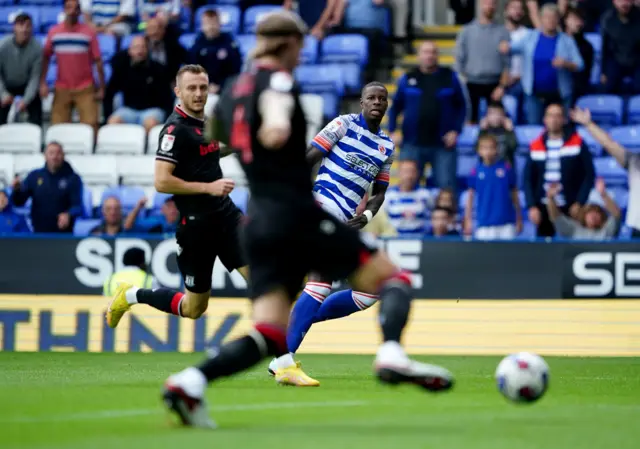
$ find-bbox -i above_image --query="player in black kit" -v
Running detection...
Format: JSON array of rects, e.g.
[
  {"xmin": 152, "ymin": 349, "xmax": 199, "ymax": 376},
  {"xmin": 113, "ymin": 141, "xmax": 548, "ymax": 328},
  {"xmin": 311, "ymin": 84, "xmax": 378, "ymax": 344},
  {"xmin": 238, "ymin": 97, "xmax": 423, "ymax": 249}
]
[
  {"xmin": 106, "ymin": 64, "xmax": 248, "ymax": 329},
  {"xmin": 162, "ymin": 12, "xmax": 453, "ymax": 428}
]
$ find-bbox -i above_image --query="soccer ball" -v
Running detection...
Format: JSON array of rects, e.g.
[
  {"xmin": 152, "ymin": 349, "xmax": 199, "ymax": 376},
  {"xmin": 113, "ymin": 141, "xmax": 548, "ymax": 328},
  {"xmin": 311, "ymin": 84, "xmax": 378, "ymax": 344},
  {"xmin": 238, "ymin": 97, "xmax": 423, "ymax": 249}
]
[{"xmin": 495, "ymin": 352, "xmax": 549, "ymax": 403}]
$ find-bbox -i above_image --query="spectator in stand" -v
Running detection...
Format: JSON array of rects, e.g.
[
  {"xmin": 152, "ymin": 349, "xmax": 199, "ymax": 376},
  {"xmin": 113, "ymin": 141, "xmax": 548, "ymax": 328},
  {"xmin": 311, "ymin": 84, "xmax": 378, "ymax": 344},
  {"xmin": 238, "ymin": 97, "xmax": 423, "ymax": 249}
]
[
  {"xmin": 571, "ymin": 107, "xmax": 640, "ymax": 238},
  {"xmin": 104, "ymin": 35, "xmax": 172, "ymax": 132},
  {"xmin": 81, "ymin": 0, "xmax": 136, "ymax": 36},
  {"xmin": 0, "ymin": 190, "xmax": 29, "ymax": 233},
  {"xmin": 298, "ymin": 0, "xmax": 341, "ymax": 39},
  {"xmin": 41, "ymin": 0, "xmax": 105, "ymax": 131},
  {"xmin": 145, "ymin": 16, "xmax": 186, "ymax": 81},
  {"xmin": 464, "ymin": 134, "xmax": 522, "ymax": 240},
  {"xmin": 564, "ymin": 7, "xmax": 594, "ymax": 102},
  {"xmin": 455, "ymin": 0, "xmax": 510, "ymax": 123},
  {"xmin": 389, "ymin": 41, "xmax": 466, "ymax": 191},
  {"xmin": 359, "ymin": 193, "xmax": 397, "ymax": 237},
  {"xmin": 546, "ymin": 179, "xmax": 620, "ymax": 239},
  {"xmin": 384, "ymin": 161, "xmax": 431, "ymax": 236},
  {"xmin": 123, "ymin": 196, "xmax": 179, "ymax": 233},
  {"xmin": 434, "ymin": 188, "xmax": 457, "ymax": 213},
  {"xmin": 505, "ymin": 0, "xmax": 530, "ymax": 121},
  {"xmin": 138, "ymin": 0, "xmax": 180, "ymax": 25},
  {"xmin": 427, "ymin": 206, "xmax": 460, "ymax": 238},
  {"xmin": 477, "ymin": 101, "xmax": 517, "ymax": 165},
  {"xmin": 449, "ymin": 0, "xmax": 476, "ymax": 25},
  {"xmin": 91, "ymin": 196, "xmax": 124, "ymax": 236},
  {"xmin": 526, "ymin": 0, "xmax": 565, "ymax": 28},
  {"xmin": 103, "ymin": 247, "xmax": 157, "ymax": 297},
  {"xmin": 524, "ymin": 103, "xmax": 594, "ymax": 237},
  {"xmin": 11, "ymin": 142, "xmax": 84, "ymax": 234},
  {"xmin": 503, "ymin": 3, "xmax": 583, "ymax": 124},
  {"xmin": 600, "ymin": 0, "xmax": 640, "ymax": 94},
  {"xmin": 0, "ymin": 13, "xmax": 42, "ymax": 126},
  {"xmin": 189, "ymin": 9, "xmax": 242, "ymax": 95}
]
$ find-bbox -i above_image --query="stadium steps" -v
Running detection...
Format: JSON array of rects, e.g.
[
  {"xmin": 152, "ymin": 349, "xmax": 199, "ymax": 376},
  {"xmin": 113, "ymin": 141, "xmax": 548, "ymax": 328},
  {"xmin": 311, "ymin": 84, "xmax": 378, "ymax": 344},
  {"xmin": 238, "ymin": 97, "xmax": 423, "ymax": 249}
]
[
  {"xmin": 418, "ymin": 24, "xmax": 462, "ymax": 40},
  {"xmin": 412, "ymin": 39, "xmax": 457, "ymax": 56}
]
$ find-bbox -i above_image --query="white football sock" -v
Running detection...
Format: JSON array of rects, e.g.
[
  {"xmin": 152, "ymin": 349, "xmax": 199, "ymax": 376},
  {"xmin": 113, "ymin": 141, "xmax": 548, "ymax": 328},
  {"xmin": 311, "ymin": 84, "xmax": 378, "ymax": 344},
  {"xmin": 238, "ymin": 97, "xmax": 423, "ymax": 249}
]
[
  {"xmin": 125, "ymin": 287, "xmax": 140, "ymax": 305},
  {"xmin": 376, "ymin": 341, "xmax": 408, "ymax": 365},
  {"xmin": 275, "ymin": 353, "xmax": 296, "ymax": 369},
  {"xmin": 170, "ymin": 367, "xmax": 206, "ymax": 398}
]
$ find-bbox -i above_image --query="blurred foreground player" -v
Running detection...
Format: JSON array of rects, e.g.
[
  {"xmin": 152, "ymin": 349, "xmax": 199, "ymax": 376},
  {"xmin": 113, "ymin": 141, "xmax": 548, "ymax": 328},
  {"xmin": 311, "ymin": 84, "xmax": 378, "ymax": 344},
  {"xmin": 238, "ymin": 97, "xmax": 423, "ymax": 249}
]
[
  {"xmin": 268, "ymin": 82, "xmax": 395, "ymax": 386},
  {"xmin": 161, "ymin": 11, "xmax": 453, "ymax": 429},
  {"xmin": 106, "ymin": 64, "xmax": 248, "ymax": 327}
]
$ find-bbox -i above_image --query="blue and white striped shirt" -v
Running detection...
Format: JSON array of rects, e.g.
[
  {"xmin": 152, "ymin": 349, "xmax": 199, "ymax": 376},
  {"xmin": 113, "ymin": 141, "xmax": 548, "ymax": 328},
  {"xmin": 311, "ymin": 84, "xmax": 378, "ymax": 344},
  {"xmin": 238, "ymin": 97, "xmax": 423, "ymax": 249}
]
[
  {"xmin": 543, "ymin": 138, "xmax": 565, "ymax": 206},
  {"xmin": 81, "ymin": 0, "xmax": 135, "ymax": 25},
  {"xmin": 384, "ymin": 185, "xmax": 431, "ymax": 236},
  {"xmin": 311, "ymin": 113, "xmax": 394, "ymax": 221}
]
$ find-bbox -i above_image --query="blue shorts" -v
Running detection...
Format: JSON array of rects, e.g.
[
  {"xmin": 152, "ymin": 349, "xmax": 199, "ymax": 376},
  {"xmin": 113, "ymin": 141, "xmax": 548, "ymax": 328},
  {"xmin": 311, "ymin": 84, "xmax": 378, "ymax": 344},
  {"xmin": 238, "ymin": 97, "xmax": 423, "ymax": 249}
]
[{"xmin": 112, "ymin": 107, "xmax": 166, "ymax": 125}]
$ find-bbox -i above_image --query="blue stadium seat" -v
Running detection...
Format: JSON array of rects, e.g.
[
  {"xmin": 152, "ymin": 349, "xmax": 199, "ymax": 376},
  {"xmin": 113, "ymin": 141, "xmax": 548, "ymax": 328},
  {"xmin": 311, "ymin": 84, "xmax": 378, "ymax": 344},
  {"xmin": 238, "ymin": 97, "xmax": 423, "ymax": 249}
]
[
  {"xmin": 20, "ymin": 0, "xmax": 62, "ymax": 5},
  {"xmin": 120, "ymin": 33, "xmax": 141, "ymax": 50},
  {"xmin": 100, "ymin": 186, "xmax": 146, "ymax": 215},
  {"xmin": 514, "ymin": 125, "xmax": 544, "ymax": 153},
  {"xmin": 576, "ymin": 126, "xmax": 602, "ymax": 156},
  {"xmin": 457, "ymin": 124, "xmax": 479, "ymax": 155},
  {"xmin": 0, "ymin": 0, "xmax": 14, "ymax": 5},
  {"xmin": 515, "ymin": 154, "xmax": 527, "ymax": 189},
  {"xmin": 229, "ymin": 186, "xmax": 249, "ymax": 214},
  {"xmin": 627, "ymin": 96, "xmax": 640, "ymax": 125},
  {"xmin": 73, "ymin": 218, "xmax": 101, "ymax": 236},
  {"xmin": 82, "ymin": 187, "xmax": 93, "ymax": 218},
  {"xmin": 301, "ymin": 35, "xmax": 319, "ymax": 64},
  {"xmin": 196, "ymin": 6, "xmax": 240, "ymax": 35},
  {"xmin": 479, "ymin": 95, "xmax": 518, "ymax": 122},
  {"xmin": 330, "ymin": 63, "xmax": 361, "ymax": 94},
  {"xmin": 610, "ymin": 125, "xmax": 640, "ymax": 152},
  {"xmin": 594, "ymin": 157, "xmax": 628, "ymax": 186},
  {"xmin": 243, "ymin": 6, "xmax": 282, "ymax": 33},
  {"xmin": 216, "ymin": 0, "xmax": 240, "ymax": 4},
  {"xmin": 148, "ymin": 192, "xmax": 172, "ymax": 217},
  {"xmin": 97, "ymin": 33, "xmax": 116, "ymax": 61},
  {"xmin": 178, "ymin": 6, "xmax": 192, "ymax": 33},
  {"xmin": 39, "ymin": 6, "xmax": 62, "ymax": 32},
  {"xmin": 0, "ymin": 7, "xmax": 41, "ymax": 33},
  {"xmin": 236, "ymin": 34, "xmax": 256, "ymax": 59},
  {"xmin": 295, "ymin": 64, "xmax": 345, "ymax": 96},
  {"xmin": 585, "ymin": 33, "xmax": 602, "ymax": 53},
  {"xmin": 576, "ymin": 95, "xmax": 623, "ymax": 127},
  {"xmin": 456, "ymin": 155, "xmax": 477, "ymax": 186},
  {"xmin": 321, "ymin": 34, "xmax": 368, "ymax": 65},
  {"xmin": 34, "ymin": 33, "xmax": 46, "ymax": 46},
  {"xmin": 46, "ymin": 63, "xmax": 57, "ymax": 87},
  {"xmin": 584, "ymin": 33, "xmax": 602, "ymax": 86},
  {"xmin": 179, "ymin": 33, "xmax": 196, "ymax": 50},
  {"xmin": 318, "ymin": 93, "xmax": 340, "ymax": 118}
]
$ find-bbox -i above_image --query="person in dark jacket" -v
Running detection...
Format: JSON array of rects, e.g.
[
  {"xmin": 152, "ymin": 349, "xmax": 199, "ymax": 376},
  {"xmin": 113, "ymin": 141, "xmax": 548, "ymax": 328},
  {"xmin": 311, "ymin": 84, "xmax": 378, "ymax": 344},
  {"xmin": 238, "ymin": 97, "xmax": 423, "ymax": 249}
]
[
  {"xmin": 189, "ymin": 9, "xmax": 242, "ymax": 94},
  {"xmin": 388, "ymin": 41, "xmax": 466, "ymax": 191},
  {"xmin": 11, "ymin": 141, "xmax": 84, "ymax": 233},
  {"xmin": 524, "ymin": 103, "xmax": 595, "ymax": 237},
  {"xmin": 105, "ymin": 35, "xmax": 173, "ymax": 132},
  {"xmin": 600, "ymin": 0, "xmax": 640, "ymax": 94},
  {"xmin": 0, "ymin": 190, "xmax": 29, "ymax": 233},
  {"xmin": 564, "ymin": 7, "xmax": 594, "ymax": 102},
  {"xmin": 144, "ymin": 16, "xmax": 186, "ymax": 82}
]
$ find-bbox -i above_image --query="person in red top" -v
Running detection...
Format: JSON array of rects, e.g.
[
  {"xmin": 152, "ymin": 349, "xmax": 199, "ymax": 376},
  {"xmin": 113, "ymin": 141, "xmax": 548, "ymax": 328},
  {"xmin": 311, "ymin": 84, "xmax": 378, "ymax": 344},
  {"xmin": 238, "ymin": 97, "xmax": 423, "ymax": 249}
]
[{"xmin": 40, "ymin": 0, "xmax": 105, "ymax": 131}]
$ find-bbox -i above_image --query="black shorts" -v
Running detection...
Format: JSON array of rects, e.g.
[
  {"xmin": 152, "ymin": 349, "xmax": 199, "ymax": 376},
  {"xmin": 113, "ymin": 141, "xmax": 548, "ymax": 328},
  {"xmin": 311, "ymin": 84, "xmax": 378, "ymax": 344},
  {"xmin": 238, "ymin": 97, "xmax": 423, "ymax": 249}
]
[
  {"xmin": 176, "ymin": 201, "xmax": 245, "ymax": 294},
  {"xmin": 244, "ymin": 198, "xmax": 377, "ymax": 300}
]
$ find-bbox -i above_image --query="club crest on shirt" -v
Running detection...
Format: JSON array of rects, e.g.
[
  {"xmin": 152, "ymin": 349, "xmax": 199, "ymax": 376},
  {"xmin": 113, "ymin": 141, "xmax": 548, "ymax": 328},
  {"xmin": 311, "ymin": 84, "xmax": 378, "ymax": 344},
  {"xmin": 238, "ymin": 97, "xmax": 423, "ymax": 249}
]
[
  {"xmin": 408, "ymin": 78, "xmax": 417, "ymax": 86},
  {"xmin": 378, "ymin": 144, "xmax": 385, "ymax": 154},
  {"xmin": 496, "ymin": 168, "xmax": 505, "ymax": 177},
  {"xmin": 58, "ymin": 179, "xmax": 67, "ymax": 189},
  {"xmin": 270, "ymin": 71, "xmax": 293, "ymax": 92},
  {"xmin": 217, "ymin": 49, "xmax": 227, "ymax": 59},
  {"xmin": 161, "ymin": 134, "xmax": 175, "ymax": 152}
]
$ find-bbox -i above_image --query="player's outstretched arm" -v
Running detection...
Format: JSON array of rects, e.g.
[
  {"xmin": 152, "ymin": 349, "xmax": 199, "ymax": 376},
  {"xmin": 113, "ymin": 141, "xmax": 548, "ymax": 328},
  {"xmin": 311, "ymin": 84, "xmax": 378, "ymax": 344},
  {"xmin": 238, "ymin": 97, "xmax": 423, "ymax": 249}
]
[{"xmin": 154, "ymin": 160, "xmax": 234, "ymax": 196}]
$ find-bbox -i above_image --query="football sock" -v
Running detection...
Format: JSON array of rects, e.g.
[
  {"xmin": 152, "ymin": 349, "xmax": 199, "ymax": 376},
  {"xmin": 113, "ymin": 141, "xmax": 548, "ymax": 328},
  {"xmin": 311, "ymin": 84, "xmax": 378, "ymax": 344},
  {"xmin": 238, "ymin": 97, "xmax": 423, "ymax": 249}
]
[
  {"xmin": 378, "ymin": 272, "xmax": 413, "ymax": 343},
  {"xmin": 286, "ymin": 282, "xmax": 331, "ymax": 353},
  {"xmin": 197, "ymin": 323, "xmax": 287, "ymax": 382},
  {"xmin": 314, "ymin": 289, "xmax": 361, "ymax": 322},
  {"xmin": 135, "ymin": 288, "xmax": 185, "ymax": 317}
]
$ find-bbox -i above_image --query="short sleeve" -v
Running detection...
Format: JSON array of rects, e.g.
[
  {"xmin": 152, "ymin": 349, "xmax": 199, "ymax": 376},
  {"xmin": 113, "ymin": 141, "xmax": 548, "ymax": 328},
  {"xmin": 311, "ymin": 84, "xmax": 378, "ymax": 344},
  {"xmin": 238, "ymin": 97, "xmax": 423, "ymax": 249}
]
[
  {"xmin": 375, "ymin": 150, "xmax": 394, "ymax": 185},
  {"xmin": 311, "ymin": 116, "xmax": 349, "ymax": 153},
  {"xmin": 89, "ymin": 30, "xmax": 101, "ymax": 60},
  {"xmin": 554, "ymin": 215, "xmax": 579, "ymax": 238},
  {"xmin": 156, "ymin": 124, "xmax": 182, "ymax": 164},
  {"xmin": 602, "ymin": 215, "xmax": 620, "ymax": 238}
]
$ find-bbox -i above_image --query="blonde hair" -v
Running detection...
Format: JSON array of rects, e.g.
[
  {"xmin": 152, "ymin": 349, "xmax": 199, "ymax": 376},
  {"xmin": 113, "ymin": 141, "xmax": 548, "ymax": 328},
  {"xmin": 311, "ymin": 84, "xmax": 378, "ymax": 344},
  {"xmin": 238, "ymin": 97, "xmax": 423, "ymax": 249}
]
[{"xmin": 250, "ymin": 11, "xmax": 308, "ymax": 60}]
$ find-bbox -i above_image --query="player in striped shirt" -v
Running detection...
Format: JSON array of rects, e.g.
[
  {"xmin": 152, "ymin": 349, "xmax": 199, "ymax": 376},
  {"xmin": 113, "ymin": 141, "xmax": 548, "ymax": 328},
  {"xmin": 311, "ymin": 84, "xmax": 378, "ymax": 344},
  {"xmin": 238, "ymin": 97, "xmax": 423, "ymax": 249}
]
[{"xmin": 268, "ymin": 82, "xmax": 395, "ymax": 385}]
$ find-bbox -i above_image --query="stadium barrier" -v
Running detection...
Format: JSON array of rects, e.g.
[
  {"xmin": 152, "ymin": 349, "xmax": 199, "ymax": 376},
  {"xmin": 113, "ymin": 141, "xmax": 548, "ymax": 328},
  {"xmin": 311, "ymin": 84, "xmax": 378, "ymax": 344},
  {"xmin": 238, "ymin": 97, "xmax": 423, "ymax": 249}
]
[
  {"xmin": 0, "ymin": 296, "xmax": 639, "ymax": 356},
  {"xmin": 0, "ymin": 236, "xmax": 639, "ymax": 299}
]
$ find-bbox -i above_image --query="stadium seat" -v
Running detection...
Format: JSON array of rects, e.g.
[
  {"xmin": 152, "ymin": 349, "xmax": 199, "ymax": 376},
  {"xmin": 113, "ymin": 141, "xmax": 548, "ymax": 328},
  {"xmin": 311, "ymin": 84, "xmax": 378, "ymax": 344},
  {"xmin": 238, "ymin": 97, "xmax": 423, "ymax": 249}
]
[
  {"xmin": 0, "ymin": 124, "xmax": 42, "ymax": 154},
  {"xmin": 333, "ymin": 63, "xmax": 362, "ymax": 94},
  {"xmin": 576, "ymin": 95, "xmax": 623, "ymax": 127},
  {"xmin": 627, "ymin": 96, "xmax": 640, "ymax": 124},
  {"xmin": 300, "ymin": 93, "xmax": 324, "ymax": 142},
  {"xmin": 479, "ymin": 95, "xmax": 518, "ymax": 122},
  {"xmin": 318, "ymin": 93, "xmax": 340, "ymax": 120},
  {"xmin": 0, "ymin": 153, "xmax": 15, "ymax": 187},
  {"xmin": 229, "ymin": 185, "xmax": 249, "ymax": 214},
  {"xmin": 95, "ymin": 124, "xmax": 146, "ymax": 155},
  {"xmin": 120, "ymin": 33, "xmax": 141, "ymax": 50},
  {"xmin": 610, "ymin": 126, "xmax": 640, "ymax": 152},
  {"xmin": 147, "ymin": 124, "xmax": 163, "ymax": 154},
  {"xmin": 151, "ymin": 192, "xmax": 173, "ymax": 212},
  {"xmin": 82, "ymin": 187, "xmax": 93, "ymax": 217},
  {"xmin": 295, "ymin": 65, "xmax": 345, "ymax": 95},
  {"xmin": 594, "ymin": 157, "xmax": 627, "ymax": 185},
  {"xmin": 73, "ymin": 218, "xmax": 101, "ymax": 236},
  {"xmin": 0, "ymin": 8, "xmax": 41, "ymax": 33},
  {"xmin": 243, "ymin": 5, "xmax": 282, "ymax": 33},
  {"xmin": 196, "ymin": 5, "xmax": 240, "ymax": 34},
  {"xmin": 220, "ymin": 154, "xmax": 246, "ymax": 185},
  {"xmin": 321, "ymin": 34, "xmax": 368, "ymax": 65},
  {"xmin": 45, "ymin": 124, "xmax": 94, "ymax": 154},
  {"xmin": 0, "ymin": 0, "xmax": 14, "ymax": 5},
  {"xmin": 65, "ymin": 154, "xmax": 118, "ymax": 186},
  {"xmin": 456, "ymin": 155, "xmax": 477, "ymax": 185},
  {"xmin": 39, "ymin": 6, "xmax": 62, "ymax": 32},
  {"xmin": 585, "ymin": 33, "xmax": 602, "ymax": 53},
  {"xmin": 457, "ymin": 125, "xmax": 479, "ymax": 155},
  {"xmin": 179, "ymin": 33, "xmax": 196, "ymax": 50},
  {"xmin": 100, "ymin": 185, "xmax": 146, "ymax": 213},
  {"xmin": 236, "ymin": 34, "xmax": 256, "ymax": 59},
  {"xmin": 515, "ymin": 155, "xmax": 527, "ymax": 190},
  {"xmin": 576, "ymin": 126, "xmax": 602, "ymax": 156},
  {"xmin": 514, "ymin": 125, "xmax": 544, "ymax": 153},
  {"xmin": 13, "ymin": 154, "xmax": 43, "ymax": 178},
  {"xmin": 20, "ymin": 0, "xmax": 62, "ymax": 6},
  {"xmin": 117, "ymin": 155, "xmax": 155, "ymax": 185},
  {"xmin": 301, "ymin": 35, "xmax": 319, "ymax": 64},
  {"xmin": 97, "ymin": 33, "xmax": 116, "ymax": 61}
]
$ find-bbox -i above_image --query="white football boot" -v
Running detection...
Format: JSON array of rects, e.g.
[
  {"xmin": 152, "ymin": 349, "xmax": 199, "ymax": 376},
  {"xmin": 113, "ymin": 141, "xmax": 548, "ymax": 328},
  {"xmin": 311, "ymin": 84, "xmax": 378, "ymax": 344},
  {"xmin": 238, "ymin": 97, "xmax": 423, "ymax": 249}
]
[{"xmin": 162, "ymin": 367, "xmax": 216, "ymax": 429}]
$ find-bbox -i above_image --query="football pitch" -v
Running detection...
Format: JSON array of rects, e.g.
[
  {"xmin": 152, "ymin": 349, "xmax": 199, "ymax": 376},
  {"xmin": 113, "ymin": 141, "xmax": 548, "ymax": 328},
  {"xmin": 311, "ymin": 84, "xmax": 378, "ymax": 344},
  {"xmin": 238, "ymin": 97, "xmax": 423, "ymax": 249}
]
[{"xmin": 2, "ymin": 353, "xmax": 639, "ymax": 449}]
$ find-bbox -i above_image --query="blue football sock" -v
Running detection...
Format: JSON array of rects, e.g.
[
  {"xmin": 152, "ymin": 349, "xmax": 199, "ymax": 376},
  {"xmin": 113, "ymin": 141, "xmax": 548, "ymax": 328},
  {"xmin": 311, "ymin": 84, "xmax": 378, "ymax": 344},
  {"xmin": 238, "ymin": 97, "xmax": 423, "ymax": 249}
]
[
  {"xmin": 286, "ymin": 284, "xmax": 330, "ymax": 353},
  {"xmin": 314, "ymin": 289, "xmax": 361, "ymax": 322}
]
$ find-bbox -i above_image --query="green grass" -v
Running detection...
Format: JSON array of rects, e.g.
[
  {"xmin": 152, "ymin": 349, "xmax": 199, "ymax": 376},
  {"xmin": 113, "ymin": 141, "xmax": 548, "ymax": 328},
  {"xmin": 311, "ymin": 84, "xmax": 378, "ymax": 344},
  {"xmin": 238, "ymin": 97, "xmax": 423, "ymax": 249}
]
[{"xmin": 2, "ymin": 353, "xmax": 640, "ymax": 449}]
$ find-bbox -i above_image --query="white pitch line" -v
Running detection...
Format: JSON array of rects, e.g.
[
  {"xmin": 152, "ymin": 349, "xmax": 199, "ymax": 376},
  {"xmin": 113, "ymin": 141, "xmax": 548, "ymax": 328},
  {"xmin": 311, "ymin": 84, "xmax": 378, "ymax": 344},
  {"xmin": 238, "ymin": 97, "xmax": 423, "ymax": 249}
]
[{"xmin": 4, "ymin": 400, "xmax": 369, "ymax": 424}]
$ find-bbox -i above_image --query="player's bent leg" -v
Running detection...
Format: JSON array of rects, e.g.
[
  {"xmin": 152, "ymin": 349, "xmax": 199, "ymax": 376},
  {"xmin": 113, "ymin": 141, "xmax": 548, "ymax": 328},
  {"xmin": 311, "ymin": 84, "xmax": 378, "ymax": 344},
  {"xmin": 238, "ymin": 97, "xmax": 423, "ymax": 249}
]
[
  {"xmin": 314, "ymin": 289, "xmax": 378, "ymax": 323},
  {"xmin": 350, "ymin": 252, "xmax": 454, "ymax": 393},
  {"xmin": 163, "ymin": 289, "xmax": 292, "ymax": 427}
]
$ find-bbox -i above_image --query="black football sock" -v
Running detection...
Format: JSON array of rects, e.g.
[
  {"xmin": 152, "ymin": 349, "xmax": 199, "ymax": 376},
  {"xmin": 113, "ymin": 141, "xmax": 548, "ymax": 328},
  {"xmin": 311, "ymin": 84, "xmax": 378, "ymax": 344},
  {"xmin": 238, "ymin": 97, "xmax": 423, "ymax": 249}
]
[
  {"xmin": 136, "ymin": 288, "xmax": 184, "ymax": 316},
  {"xmin": 197, "ymin": 323, "xmax": 287, "ymax": 382},
  {"xmin": 378, "ymin": 272, "xmax": 413, "ymax": 343}
]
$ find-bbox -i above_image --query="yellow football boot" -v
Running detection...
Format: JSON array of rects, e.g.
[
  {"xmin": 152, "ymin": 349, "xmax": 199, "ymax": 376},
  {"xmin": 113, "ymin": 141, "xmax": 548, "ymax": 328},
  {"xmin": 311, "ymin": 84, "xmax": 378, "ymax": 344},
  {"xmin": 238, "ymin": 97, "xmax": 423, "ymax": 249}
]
[
  {"xmin": 106, "ymin": 282, "xmax": 133, "ymax": 328},
  {"xmin": 274, "ymin": 362, "xmax": 320, "ymax": 387}
]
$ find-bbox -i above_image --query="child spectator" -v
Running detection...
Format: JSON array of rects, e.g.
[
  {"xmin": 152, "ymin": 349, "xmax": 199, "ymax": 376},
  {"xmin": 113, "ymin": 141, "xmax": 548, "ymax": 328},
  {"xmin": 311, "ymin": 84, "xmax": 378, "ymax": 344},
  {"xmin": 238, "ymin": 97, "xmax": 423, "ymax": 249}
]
[
  {"xmin": 385, "ymin": 161, "xmax": 431, "ymax": 236},
  {"xmin": 427, "ymin": 206, "xmax": 460, "ymax": 238},
  {"xmin": 465, "ymin": 134, "xmax": 522, "ymax": 240},
  {"xmin": 478, "ymin": 101, "xmax": 518, "ymax": 164},
  {"xmin": 546, "ymin": 179, "xmax": 620, "ymax": 240},
  {"xmin": 0, "ymin": 190, "xmax": 29, "ymax": 233}
]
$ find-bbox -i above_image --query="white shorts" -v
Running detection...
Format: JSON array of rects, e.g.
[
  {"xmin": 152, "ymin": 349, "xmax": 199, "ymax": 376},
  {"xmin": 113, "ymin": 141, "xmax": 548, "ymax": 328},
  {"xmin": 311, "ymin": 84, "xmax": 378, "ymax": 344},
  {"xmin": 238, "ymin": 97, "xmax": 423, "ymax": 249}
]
[
  {"xmin": 313, "ymin": 192, "xmax": 349, "ymax": 223},
  {"xmin": 475, "ymin": 224, "xmax": 517, "ymax": 241}
]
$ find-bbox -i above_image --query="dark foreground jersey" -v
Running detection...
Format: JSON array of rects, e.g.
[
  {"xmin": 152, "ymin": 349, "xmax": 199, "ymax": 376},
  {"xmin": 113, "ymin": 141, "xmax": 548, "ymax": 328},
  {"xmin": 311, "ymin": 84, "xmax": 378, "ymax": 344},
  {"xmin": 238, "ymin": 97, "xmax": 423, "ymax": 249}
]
[
  {"xmin": 156, "ymin": 105, "xmax": 226, "ymax": 216},
  {"xmin": 213, "ymin": 66, "xmax": 312, "ymax": 202}
]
